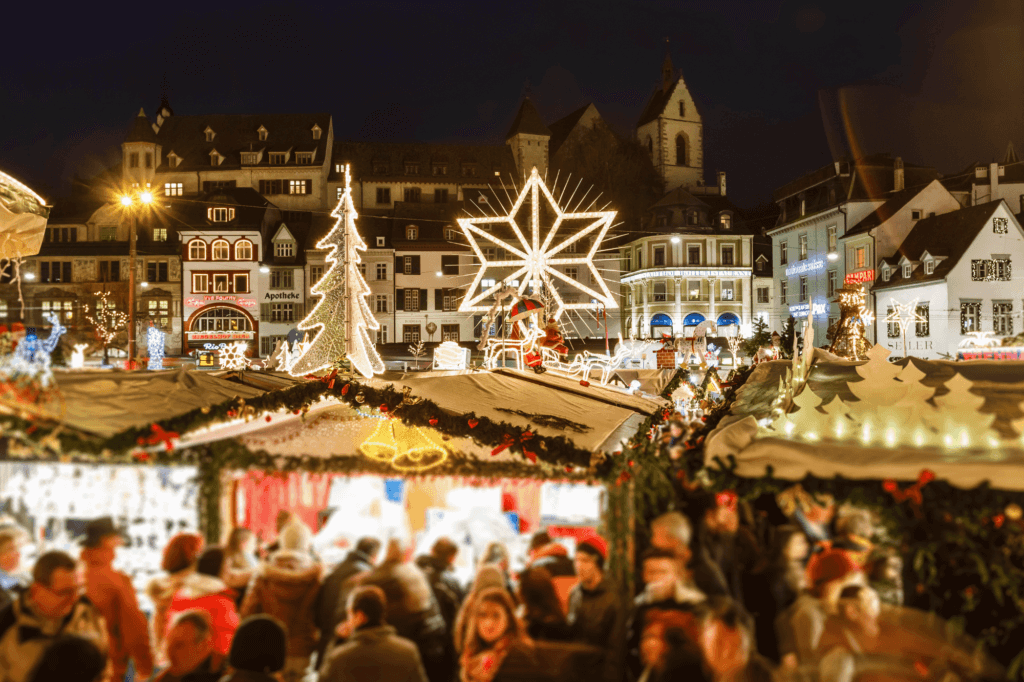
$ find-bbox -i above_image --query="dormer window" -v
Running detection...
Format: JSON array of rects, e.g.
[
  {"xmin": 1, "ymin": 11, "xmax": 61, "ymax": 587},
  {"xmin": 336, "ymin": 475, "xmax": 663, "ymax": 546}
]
[
  {"xmin": 925, "ymin": 259, "xmax": 935, "ymax": 275},
  {"xmin": 405, "ymin": 163, "xmax": 420, "ymax": 175},
  {"xmin": 311, "ymin": 124, "xmax": 322, "ymax": 140},
  {"xmin": 882, "ymin": 266, "xmax": 890, "ymax": 282},
  {"xmin": 911, "ymin": 209, "xmax": 922, "ymax": 220},
  {"xmin": 432, "ymin": 165, "xmax": 447, "ymax": 176},
  {"xmin": 295, "ymin": 152, "xmax": 314, "ymax": 165},
  {"xmin": 208, "ymin": 208, "xmax": 235, "ymax": 223},
  {"xmin": 720, "ymin": 214, "xmax": 732, "ymax": 229},
  {"xmin": 241, "ymin": 152, "xmax": 259, "ymax": 165},
  {"xmin": 376, "ymin": 236, "xmax": 386, "ymax": 247},
  {"xmin": 903, "ymin": 263, "xmax": 912, "ymax": 278},
  {"xmin": 462, "ymin": 165, "xmax": 478, "ymax": 177},
  {"xmin": 258, "ymin": 126, "xmax": 268, "ymax": 141},
  {"xmin": 275, "ymin": 241, "xmax": 294, "ymax": 258},
  {"xmin": 269, "ymin": 152, "xmax": 287, "ymax": 165},
  {"xmin": 407, "ymin": 226, "xmax": 418, "ymax": 240},
  {"xmin": 205, "ymin": 127, "xmax": 215, "ymax": 142},
  {"xmin": 373, "ymin": 163, "xmax": 388, "ymax": 174},
  {"xmin": 209, "ymin": 150, "xmax": 223, "ymax": 166},
  {"xmin": 166, "ymin": 152, "xmax": 180, "ymax": 168}
]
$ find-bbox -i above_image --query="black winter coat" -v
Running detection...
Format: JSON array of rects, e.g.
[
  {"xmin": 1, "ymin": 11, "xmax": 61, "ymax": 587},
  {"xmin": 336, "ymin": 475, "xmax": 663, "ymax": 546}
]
[{"xmin": 314, "ymin": 549, "xmax": 374, "ymax": 663}]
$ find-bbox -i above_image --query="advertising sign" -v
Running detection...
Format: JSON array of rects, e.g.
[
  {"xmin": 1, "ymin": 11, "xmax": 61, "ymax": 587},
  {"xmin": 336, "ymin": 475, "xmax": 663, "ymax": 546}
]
[
  {"xmin": 785, "ymin": 258, "xmax": 825, "ymax": 277},
  {"xmin": 187, "ymin": 331, "xmax": 254, "ymax": 341},
  {"xmin": 957, "ymin": 347, "xmax": 1024, "ymax": 361},
  {"xmin": 185, "ymin": 295, "xmax": 257, "ymax": 309},
  {"xmin": 845, "ymin": 270, "xmax": 876, "ymax": 284}
]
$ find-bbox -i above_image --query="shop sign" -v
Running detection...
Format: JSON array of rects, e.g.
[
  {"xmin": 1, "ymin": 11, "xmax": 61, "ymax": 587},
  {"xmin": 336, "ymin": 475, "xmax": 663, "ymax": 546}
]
[
  {"xmin": 264, "ymin": 292, "xmax": 302, "ymax": 301},
  {"xmin": 185, "ymin": 295, "xmax": 257, "ymax": 309},
  {"xmin": 845, "ymin": 269, "xmax": 876, "ymax": 284},
  {"xmin": 785, "ymin": 258, "xmax": 825, "ymax": 277},
  {"xmin": 621, "ymin": 268, "xmax": 749, "ymax": 283},
  {"xmin": 187, "ymin": 331, "xmax": 254, "ymax": 341},
  {"xmin": 788, "ymin": 300, "xmax": 828, "ymax": 317},
  {"xmin": 957, "ymin": 347, "xmax": 1024, "ymax": 360}
]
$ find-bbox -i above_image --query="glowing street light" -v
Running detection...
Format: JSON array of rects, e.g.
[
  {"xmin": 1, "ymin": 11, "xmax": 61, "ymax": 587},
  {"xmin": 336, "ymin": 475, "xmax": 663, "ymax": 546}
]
[{"xmin": 118, "ymin": 188, "xmax": 155, "ymax": 368}]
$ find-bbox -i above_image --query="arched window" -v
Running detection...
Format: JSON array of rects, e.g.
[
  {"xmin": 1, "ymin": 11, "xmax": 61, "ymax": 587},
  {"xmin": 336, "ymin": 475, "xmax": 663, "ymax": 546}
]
[
  {"xmin": 234, "ymin": 239, "xmax": 253, "ymax": 261},
  {"xmin": 191, "ymin": 306, "xmax": 253, "ymax": 332},
  {"xmin": 212, "ymin": 239, "xmax": 230, "ymax": 260},
  {"xmin": 188, "ymin": 239, "xmax": 207, "ymax": 261},
  {"xmin": 675, "ymin": 134, "xmax": 688, "ymax": 167}
]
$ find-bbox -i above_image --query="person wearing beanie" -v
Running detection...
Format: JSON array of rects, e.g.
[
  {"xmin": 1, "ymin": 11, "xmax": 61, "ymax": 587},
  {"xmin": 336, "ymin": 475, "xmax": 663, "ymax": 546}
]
[
  {"xmin": 319, "ymin": 585, "xmax": 428, "ymax": 682},
  {"xmin": 688, "ymin": 490, "xmax": 761, "ymax": 609},
  {"xmin": 221, "ymin": 615, "xmax": 287, "ymax": 682},
  {"xmin": 240, "ymin": 520, "xmax": 323, "ymax": 682},
  {"xmin": 567, "ymin": 533, "xmax": 625, "ymax": 682}
]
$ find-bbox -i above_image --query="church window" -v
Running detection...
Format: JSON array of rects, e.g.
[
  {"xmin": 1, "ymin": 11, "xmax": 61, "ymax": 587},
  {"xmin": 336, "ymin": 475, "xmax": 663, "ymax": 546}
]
[
  {"xmin": 678, "ymin": 101, "xmax": 685, "ymax": 117},
  {"xmin": 675, "ymin": 134, "xmax": 687, "ymax": 167}
]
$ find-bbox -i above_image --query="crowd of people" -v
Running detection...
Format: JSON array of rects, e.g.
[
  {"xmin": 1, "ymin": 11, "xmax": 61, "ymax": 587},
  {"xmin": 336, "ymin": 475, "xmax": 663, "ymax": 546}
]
[{"xmin": 0, "ymin": 452, "xmax": 1005, "ymax": 682}]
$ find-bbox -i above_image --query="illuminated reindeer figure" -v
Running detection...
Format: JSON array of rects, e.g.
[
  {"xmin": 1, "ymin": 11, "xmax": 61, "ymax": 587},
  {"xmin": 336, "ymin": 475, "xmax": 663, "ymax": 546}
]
[{"xmin": 483, "ymin": 325, "xmax": 543, "ymax": 370}]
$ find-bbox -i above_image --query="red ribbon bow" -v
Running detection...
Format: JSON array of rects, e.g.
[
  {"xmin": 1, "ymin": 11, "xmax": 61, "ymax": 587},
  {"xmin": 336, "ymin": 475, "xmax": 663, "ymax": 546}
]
[
  {"xmin": 882, "ymin": 469, "xmax": 935, "ymax": 507},
  {"xmin": 490, "ymin": 431, "xmax": 537, "ymax": 463},
  {"xmin": 306, "ymin": 368, "xmax": 339, "ymax": 390},
  {"xmin": 137, "ymin": 424, "xmax": 179, "ymax": 452}
]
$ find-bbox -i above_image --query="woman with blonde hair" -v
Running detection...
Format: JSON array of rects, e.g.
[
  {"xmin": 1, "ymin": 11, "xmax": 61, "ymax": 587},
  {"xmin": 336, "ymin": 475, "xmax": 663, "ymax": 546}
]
[
  {"xmin": 460, "ymin": 587, "xmax": 541, "ymax": 682},
  {"xmin": 454, "ymin": 563, "xmax": 507, "ymax": 653}
]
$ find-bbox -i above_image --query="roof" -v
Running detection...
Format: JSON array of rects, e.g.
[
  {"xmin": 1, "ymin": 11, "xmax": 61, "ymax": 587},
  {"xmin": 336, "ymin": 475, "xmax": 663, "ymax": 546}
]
[
  {"xmin": 975, "ymin": 160, "xmax": 1024, "ymax": 185},
  {"xmin": 125, "ymin": 108, "xmax": 157, "ymax": 143},
  {"xmin": 645, "ymin": 187, "xmax": 754, "ymax": 235},
  {"xmin": 843, "ymin": 182, "xmax": 936, "ymax": 238},
  {"xmin": 1005, "ymin": 141, "xmax": 1019, "ymax": 164},
  {"xmin": 505, "ymin": 98, "xmax": 551, "ymax": 139},
  {"xmin": 391, "ymin": 201, "xmax": 469, "ymax": 251},
  {"xmin": 548, "ymin": 103, "xmax": 595, "ymax": 156},
  {"xmin": 47, "ymin": 197, "xmax": 106, "ymax": 224},
  {"xmin": 872, "ymin": 201, "xmax": 1004, "ymax": 291},
  {"xmin": 772, "ymin": 154, "xmax": 939, "ymax": 202},
  {"xmin": 162, "ymin": 187, "xmax": 277, "ymax": 232},
  {"xmin": 330, "ymin": 141, "xmax": 516, "ymax": 183},
  {"xmin": 264, "ymin": 220, "xmax": 310, "ymax": 267},
  {"xmin": 637, "ymin": 81, "xmax": 674, "ymax": 127},
  {"xmin": 753, "ymin": 236, "xmax": 773, "ymax": 276},
  {"xmin": 148, "ymin": 112, "xmax": 331, "ymax": 172}
]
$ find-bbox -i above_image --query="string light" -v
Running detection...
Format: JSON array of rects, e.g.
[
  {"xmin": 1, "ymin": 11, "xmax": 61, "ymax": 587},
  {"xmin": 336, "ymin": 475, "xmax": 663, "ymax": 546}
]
[
  {"xmin": 146, "ymin": 325, "xmax": 165, "ymax": 371},
  {"xmin": 457, "ymin": 167, "xmax": 617, "ymax": 321},
  {"xmin": 0, "ymin": 312, "xmax": 65, "ymax": 388},
  {"xmin": 885, "ymin": 298, "xmax": 925, "ymax": 357},
  {"xmin": 290, "ymin": 165, "xmax": 384, "ymax": 379}
]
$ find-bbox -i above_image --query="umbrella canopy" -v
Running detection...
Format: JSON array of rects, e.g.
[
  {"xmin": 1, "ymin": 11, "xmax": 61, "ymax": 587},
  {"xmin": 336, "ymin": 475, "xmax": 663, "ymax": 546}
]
[{"xmin": 509, "ymin": 297, "xmax": 544, "ymax": 321}]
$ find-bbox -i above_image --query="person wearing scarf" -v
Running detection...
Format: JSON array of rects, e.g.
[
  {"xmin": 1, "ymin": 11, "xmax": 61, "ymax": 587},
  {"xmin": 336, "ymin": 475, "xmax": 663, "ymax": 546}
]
[{"xmin": 459, "ymin": 587, "xmax": 541, "ymax": 682}]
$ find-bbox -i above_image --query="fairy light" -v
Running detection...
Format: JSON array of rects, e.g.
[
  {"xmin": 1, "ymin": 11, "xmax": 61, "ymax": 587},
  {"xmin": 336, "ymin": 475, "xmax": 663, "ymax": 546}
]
[
  {"xmin": 146, "ymin": 325, "xmax": 165, "ymax": 370},
  {"xmin": 457, "ymin": 167, "xmax": 617, "ymax": 321},
  {"xmin": 885, "ymin": 298, "xmax": 925, "ymax": 357},
  {"xmin": 290, "ymin": 165, "xmax": 384, "ymax": 379}
]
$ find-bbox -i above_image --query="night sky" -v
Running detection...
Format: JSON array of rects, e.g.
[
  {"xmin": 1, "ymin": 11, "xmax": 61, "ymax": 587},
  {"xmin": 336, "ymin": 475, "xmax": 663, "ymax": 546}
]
[{"xmin": 3, "ymin": 0, "xmax": 1022, "ymax": 209}]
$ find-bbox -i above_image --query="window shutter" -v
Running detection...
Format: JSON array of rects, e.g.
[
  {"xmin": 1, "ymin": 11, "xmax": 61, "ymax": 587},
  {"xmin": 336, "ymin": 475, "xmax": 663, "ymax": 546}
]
[
  {"xmin": 412, "ymin": 256, "xmax": 421, "ymax": 275},
  {"xmin": 419, "ymin": 289, "xmax": 427, "ymax": 311},
  {"xmin": 229, "ymin": 208, "xmax": 236, "ymax": 220},
  {"xmin": 396, "ymin": 289, "xmax": 405, "ymax": 311},
  {"xmin": 435, "ymin": 289, "xmax": 443, "ymax": 310},
  {"xmin": 293, "ymin": 303, "xmax": 303, "ymax": 320},
  {"xmin": 207, "ymin": 208, "xmax": 213, "ymax": 220},
  {"xmin": 261, "ymin": 304, "xmax": 270, "ymax": 319},
  {"xmin": 396, "ymin": 256, "xmax": 402, "ymax": 274},
  {"xmin": 305, "ymin": 179, "xmax": 313, "ymax": 194},
  {"xmin": 63, "ymin": 262, "xmax": 72, "ymax": 283}
]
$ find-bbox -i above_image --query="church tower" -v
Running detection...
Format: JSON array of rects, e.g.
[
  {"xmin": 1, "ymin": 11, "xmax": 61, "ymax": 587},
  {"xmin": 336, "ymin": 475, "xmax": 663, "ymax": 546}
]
[
  {"xmin": 506, "ymin": 98, "xmax": 551, "ymax": 180},
  {"xmin": 636, "ymin": 46, "xmax": 704, "ymax": 192}
]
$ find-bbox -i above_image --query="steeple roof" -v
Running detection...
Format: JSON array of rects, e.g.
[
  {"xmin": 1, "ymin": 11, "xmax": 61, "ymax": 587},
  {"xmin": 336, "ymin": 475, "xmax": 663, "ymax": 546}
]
[
  {"xmin": 125, "ymin": 108, "xmax": 156, "ymax": 143},
  {"xmin": 1005, "ymin": 141, "xmax": 1019, "ymax": 164},
  {"xmin": 505, "ymin": 98, "xmax": 551, "ymax": 140}
]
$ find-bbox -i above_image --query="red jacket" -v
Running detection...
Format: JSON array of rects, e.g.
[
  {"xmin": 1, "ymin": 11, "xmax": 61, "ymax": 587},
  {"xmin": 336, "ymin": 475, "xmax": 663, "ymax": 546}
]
[
  {"xmin": 164, "ymin": 573, "xmax": 239, "ymax": 657},
  {"xmin": 81, "ymin": 547, "xmax": 154, "ymax": 679}
]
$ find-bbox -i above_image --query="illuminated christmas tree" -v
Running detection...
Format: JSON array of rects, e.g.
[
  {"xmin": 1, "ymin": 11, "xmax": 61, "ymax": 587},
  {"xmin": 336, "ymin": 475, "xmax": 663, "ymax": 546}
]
[{"xmin": 290, "ymin": 165, "xmax": 384, "ymax": 378}]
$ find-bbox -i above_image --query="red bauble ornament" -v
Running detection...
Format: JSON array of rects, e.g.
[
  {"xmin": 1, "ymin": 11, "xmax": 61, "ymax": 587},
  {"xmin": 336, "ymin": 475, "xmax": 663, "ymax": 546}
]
[
  {"xmin": 293, "ymin": 409, "xmax": 301, "ymax": 415},
  {"xmin": 429, "ymin": 417, "xmax": 438, "ymax": 426},
  {"xmin": 227, "ymin": 410, "xmax": 236, "ymax": 418},
  {"xmin": 380, "ymin": 404, "xmax": 389, "ymax": 413},
  {"xmin": 579, "ymin": 380, "xmax": 590, "ymax": 387},
  {"xmin": 993, "ymin": 514, "xmax": 1005, "ymax": 529},
  {"xmin": 468, "ymin": 419, "xmax": 479, "ymax": 429},
  {"xmin": 265, "ymin": 415, "xmax": 272, "ymax": 422}
]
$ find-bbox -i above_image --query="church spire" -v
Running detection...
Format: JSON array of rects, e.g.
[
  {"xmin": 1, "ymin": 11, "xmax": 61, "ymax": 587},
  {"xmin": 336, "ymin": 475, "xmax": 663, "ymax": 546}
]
[{"xmin": 661, "ymin": 39, "xmax": 674, "ymax": 92}]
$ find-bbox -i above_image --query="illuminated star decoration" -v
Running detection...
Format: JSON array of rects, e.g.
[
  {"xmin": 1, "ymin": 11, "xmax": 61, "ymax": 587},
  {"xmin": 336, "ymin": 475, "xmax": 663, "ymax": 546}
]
[
  {"xmin": 218, "ymin": 341, "xmax": 250, "ymax": 370},
  {"xmin": 885, "ymin": 298, "xmax": 925, "ymax": 357},
  {"xmin": 457, "ymin": 167, "xmax": 617, "ymax": 321}
]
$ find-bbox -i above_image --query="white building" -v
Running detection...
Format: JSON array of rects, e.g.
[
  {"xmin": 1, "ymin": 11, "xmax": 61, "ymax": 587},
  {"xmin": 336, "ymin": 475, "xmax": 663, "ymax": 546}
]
[
  {"xmin": 258, "ymin": 222, "xmax": 307, "ymax": 355},
  {"xmin": 871, "ymin": 200, "xmax": 1024, "ymax": 359}
]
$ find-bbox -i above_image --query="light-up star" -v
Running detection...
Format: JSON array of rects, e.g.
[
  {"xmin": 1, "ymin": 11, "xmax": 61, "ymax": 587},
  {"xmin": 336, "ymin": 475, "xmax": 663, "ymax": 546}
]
[
  {"xmin": 457, "ymin": 167, "xmax": 617, "ymax": 320},
  {"xmin": 885, "ymin": 298, "xmax": 925, "ymax": 357}
]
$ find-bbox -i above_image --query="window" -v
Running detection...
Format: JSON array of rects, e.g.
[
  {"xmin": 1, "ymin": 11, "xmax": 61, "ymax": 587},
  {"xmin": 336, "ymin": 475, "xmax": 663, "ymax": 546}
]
[
  {"xmin": 376, "ymin": 187, "xmax": 391, "ymax": 205},
  {"xmin": 270, "ymin": 269, "xmax": 294, "ymax": 289},
  {"xmin": 213, "ymin": 274, "xmax": 229, "ymax": 293},
  {"xmin": 721, "ymin": 281, "xmax": 735, "ymax": 301},
  {"xmin": 336, "ymin": 187, "xmax": 343, "ymax": 201},
  {"xmin": 565, "ymin": 267, "xmax": 578, "ymax": 280},
  {"xmin": 800, "ymin": 198, "xmax": 806, "ymax": 216},
  {"xmin": 241, "ymin": 153, "xmax": 259, "ymax": 165},
  {"xmin": 146, "ymin": 261, "xmax": 168, "ymax": 282},
  {"xmin": 779, "ymin": 241, "xmax": 788, "ymax": 265},
  {"xmin": 269, "ymin": 152, "xmax": 287, "ymax": 165},
  {"xmin": 275, "ymin": 241, "xmax": 294, "ymax": 258},
  {"xmin": 312, "ymin": 126, "xmax": 321, "ymax": 140},
  {"xmin": 799, "ymin": 276, "xmax": 808, "ymax": 301},
  {"xmin": 442, "ymin": 324, "xmax": 460, "ymax": 342},
  {"xmin": 147, "ymin": 299, "xmax": 171, "ymax": 330},
  {"xmin": 153, "ymin": 228, "xmax": 167, "ymax": 242},
  {"xmin": 721, "ymin": 246, "xmax": 734, "ymax": 266},
  {"xmin": 403, "ymin": 325, "xmax": 421, "ymax": 343},
  {"xmin": 798, "ymin": 234, "xmax": 808, "ymax": 260},
  {"xmin": 212, "ymin": 240, "xmax": 230, "ymax": 260},
  {"xmin": 828, "ymin": 270, "xmax": 837, "ymax": 297},
  {"xmin": 46, "ymin": 227, "xmax": 78, "ymax": 243},
  {"xmin": 404, "ymin": 187, "xmax": 421, "ymax": 203},
  {"xmin": 995, "ymin": 259, "xmax": 1012, "ymax": 281},
  {"xmin": 995, "ymin": 301, "xmax": 1013, "ymax": 335},
  {"xmin": 376, "ymin": 236, "xmax": 386, "ymax": 247},
  {"xmin": 260, "ymin": 336, "xmax": 286, "ymax": 356},
  {"xmin": 41, "ymin": 300, "xmax": 74, "ymax": 322},
  {"xmin": 271, "ymin": 303, "xmax": 295, "ymax": 322},
  {"xmin": 916, "ymin": 304, "xmax": 930, "ymax": 337},
  {"xmin": 678, "ymin": 101, "xmax": 686, "ymax": 117},
  {"xmin": 432, "ymin": 165, "xmax": 447, "ymax": 176},
  {"xmin": 39, "ymin": 261, "xmax": 71, "ymax": 284},
  {"xmin": 756, "ymin": 256, "xmax": 766, "ymax": 273},
  {"xmin": 688, "ymin": 210, "xmax": 699, "ymax": 226},
  {"xmin": 376, "ymin": 295, "xmax": 389, "ymax": 313},
  {"xmin": 623, "ymin": 252, "xmax": 632, "ymax": 272},
  {"xmin": 164, "ymin": 183, "xmax": 183, "ymax": 197},
  {"xmin": 359, "ymin": 262, "xmax": 366, "ymax": 278},
  {"xmin": 234, "ymin": 240, "xmax": 253, "ymax": 260},
  {"xmin": 210, "ymin": 208, "xmax": 233, "ymax": 222},
  {"xmin": 882, "ymin": 266, "xmax": 890, "ymax": 282},
  {"xmin": 371, "ymin": 263, "xmax": 385, "ymax": 281},
  {"xmin": 295, "ymin": 152, "xmax": 314, "ymax": 165},
  {"xmin": 827, "ymin": 224, "xmax": 837, "ymax": 252},
  {"xmin": 925, "ymin": 260, "xmax": 934, "ymax": 275},
  {"xmin": 961, "ymin": 301, "xmax": 982, "ymax": 334},
  {"xmin": 720, "ymin": 214, "xmax": 731, "ymax": 230},
  {"xmin": 98, "ymin": 260, "xmax": 120, "ymax": 282},
  {"xmin": 854, "ymin": 247, "xmax": 867, "ymax": 269},
  {"xmin": 688, "ymin": 281, "xmax": 701, "ymax": 301},
  {"xmin": 209, "ymin": 151, "xmax": 222, "ymax": 167},
  {"xmin": 205, "ymin": 128, "xmax": 215, "ymax": 142},
  {"xmin": 192, "ymin": 273, "xmax": 208, "ymax": 293},
  {"xmin": 310, "ymin": 265, "xmax": 324, "ymax": 287},
  {"xmin": 886, "ymin": 307, "xmax": 900, "ymax": 338},
  {"xmin": 404, "ymin": 289, "xmax": 420, "ymax": 312},
  {"xmin": 289, "ymin": 180, "xmax": 309, "ymax": 195},
  {"xmin": 129, "ymin": 152, "xmax": 139, "ymax": 168},
  {"xmin": 653, "ymin": 282, "xmax": 667, "ymax": 302},
  {"xmin": 435, "ymin": 188, "xmax": 449, "ymax": 203},
  {"xmin": 903, "ymin": 264, "xmax": 911, "ymax": 278},
  {"xmin": 654, "ymin": 246, "xmax": 665, "ymax": 266},
  {"xmin": 234, "ymin": 273, "xmax": 249, "ymax": 293},
  {"xmin": 757, "ymin": 287, "xmax": 769, "ymax": 303},
  {"xmin": 407, "ymin": 227, "xmax": 418, "ymax": 240},
  {"xmin": 192, "ymin": 306, "xmax": 252, "ymax": 332},
  {"xmin": 403, "ymin": 256, "xmax": 414, "ymax": 275},
  {"xmin": 189, "ymin": 240, "xmax": 207, "ymax": 260},
  {"xmin": 442, "ymin": 289, "xmax": 459, "ymax": 311},
  {"xmin": 911, "ymin": 210, "xmax": 922, "ymax": 220},
  {"xmin": 780, "ymin": 279, "xmax": 787, "ymax": 305},
  {"xmin": 688, "ymin": 245, "xmax": 700, "ymax": 265},
  {"xmin": 377, "ymin": 326, "xmax": 388, "ymax": 344},
  {"xmin": 461, "ymin": 165, "xmax": 477, "ymax": 177},
  {"xmin": 675, "ymin": 134, "xmax": 687, "ymax": 166},
  {"xmin": 994, "ymin": 217, "xmax": 1010, "ymax": 234},
  {"xmin": 405, "ymin": 164, "xmax": 420, "ymax": 175}
]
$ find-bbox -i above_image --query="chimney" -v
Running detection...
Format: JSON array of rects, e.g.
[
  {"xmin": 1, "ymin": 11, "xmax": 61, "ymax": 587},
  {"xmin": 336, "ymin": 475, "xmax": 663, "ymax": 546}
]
[
  {"xmin": 718, "ymin": 171, "xmax": 727, "ymax": 196},
  {"xmin": 893, "ymin": 157, "xmax": 904, "ymax": 192},
  {"xmin": 991, "ymin": 162, "xmax": 1000, "ymax": 200}
]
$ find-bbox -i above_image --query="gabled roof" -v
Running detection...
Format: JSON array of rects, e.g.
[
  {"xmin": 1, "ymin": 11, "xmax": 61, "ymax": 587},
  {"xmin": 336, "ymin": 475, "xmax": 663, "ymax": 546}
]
[
  {"xmin": 264, "ymin": 220, "xmax": 309, "ymax": 266},
  {"xmin": 505, "ymin": 98, "xmax": 551, "ymax": 139},
  {"xmin": 1005, "ymin": 141, "xmax": 1019, "ymax": 164},
  {"xmin": 646, "ymin": 187, "xmax": 753, "ymax": 235},
  {"xmin": 772, "ymin": 154, "xmax": 939, "ymax": 203},
  {"xmin": 162, "ymin": 187, "xmax": 276, "ymax": 232},
  {"xmin": 753, "ymin": 236, "xmax": 773, "ymax": 277},
  {"xmin": 125, "ymin": 108, "xmax": 157, "ymax": 143},
  {"xmin": 872, "ymin": 201, "xmax": 1005, "ymax": 290},
  {"xmin": 330, "ymin": 141, "xmax": 516, "ymax": 183},
  {"xmin": 150, "ymin": 112, "xmax": 331, "ymax": 172},
  {"xmin": 637, "ymin": 78, "xmax": 677, "ymax": 128},
  {"xmin": 548, "ymin": 103, "xmax": 596, "ymax": 156},
  {"xmin": 843, "ymin": 181, "xmax": 938, "ymax": 238}
]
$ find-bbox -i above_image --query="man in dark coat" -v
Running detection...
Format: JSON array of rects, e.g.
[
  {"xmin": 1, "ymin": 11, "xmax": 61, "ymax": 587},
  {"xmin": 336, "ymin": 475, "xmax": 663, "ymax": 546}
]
[
  {"xmin": 314, "ymin": 537, "xmax": 380, "ymax": 665},
  {"xmin": 319, "ymin": 585, "xmax": 428, "ymax": 682},
  {"xmin": 567, "ymin": 534, "xmax": 624, "ymax": 682},
  {"xmin": 689, "ymin": 491, "xmax": 761, "ymax": 609},
  {"xmin": 415, "ymin": 537, "xmax": 464, "ymax": 629}
]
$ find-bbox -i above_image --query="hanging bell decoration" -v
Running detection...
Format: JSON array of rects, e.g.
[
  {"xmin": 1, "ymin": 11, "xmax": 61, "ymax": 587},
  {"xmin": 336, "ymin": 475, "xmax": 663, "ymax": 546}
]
[
  {"xmin": 390, "ymin": 422, "xmax": 448, "ymax": 472},
  {"xmin": 360, "ymin": 418, "xmax": 398, "ymax": 462}
]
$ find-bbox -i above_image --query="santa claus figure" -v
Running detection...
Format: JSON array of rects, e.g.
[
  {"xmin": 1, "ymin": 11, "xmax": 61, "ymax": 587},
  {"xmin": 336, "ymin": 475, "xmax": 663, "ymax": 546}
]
[{"xmin": 538, "ymin": 318, "xmax": 568, "ymax": 357}]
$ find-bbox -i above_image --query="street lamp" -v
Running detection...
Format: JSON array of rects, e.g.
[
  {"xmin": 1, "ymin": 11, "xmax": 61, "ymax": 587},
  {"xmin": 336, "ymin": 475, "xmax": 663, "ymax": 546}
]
[{"xmin": 119, "ymin": 190, "xmax": 153, "ymax": 369}]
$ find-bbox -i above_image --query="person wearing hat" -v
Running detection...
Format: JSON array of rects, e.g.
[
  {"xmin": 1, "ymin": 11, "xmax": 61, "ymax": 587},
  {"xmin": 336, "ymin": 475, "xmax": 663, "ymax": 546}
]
[
  {"xmin": 220, "ymin": 615, "xmax": 288, "ymax": 682},
  {"xmin": 567, "ymin": 533, "xmax": 625, "ymax": 682},
  {"xmin": 80, "ymin": 516, "xmax": 154, "ymax": 682}
]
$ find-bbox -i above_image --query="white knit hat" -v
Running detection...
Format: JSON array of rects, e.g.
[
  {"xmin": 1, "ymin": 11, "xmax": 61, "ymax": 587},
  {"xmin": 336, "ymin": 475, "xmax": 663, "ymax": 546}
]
[{"xmin": 278, "ymin": 521, "xmax": 313, "ymax": 553}]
